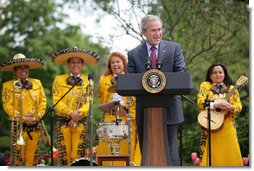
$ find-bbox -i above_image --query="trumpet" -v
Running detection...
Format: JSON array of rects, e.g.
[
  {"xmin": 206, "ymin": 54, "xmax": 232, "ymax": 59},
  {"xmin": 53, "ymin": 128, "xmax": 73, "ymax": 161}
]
[
  {"xmin": 14, "ymin": 80, "xmax": 22, "ymax": 90},
  {"xmin": 10, "ymin": 80, "xmax": 25, "ymax": 166},
  {"xmin": 75, "ymin": 82, "xmax": 89, "ymax": 110},
  {"xmin": 14, "ymin": 81, "xmax": 25, "ymax": 146},
  {"xmin": 68, "ymin": 81, "xmax": 89, "ymax": 128}
]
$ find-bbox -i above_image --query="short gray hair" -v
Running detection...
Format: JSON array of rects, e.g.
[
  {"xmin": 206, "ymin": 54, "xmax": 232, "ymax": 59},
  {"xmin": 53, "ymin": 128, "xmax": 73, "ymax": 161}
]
[{"xmin": 140, "ymin": 15, "xmax": 163, "ymax": 32}]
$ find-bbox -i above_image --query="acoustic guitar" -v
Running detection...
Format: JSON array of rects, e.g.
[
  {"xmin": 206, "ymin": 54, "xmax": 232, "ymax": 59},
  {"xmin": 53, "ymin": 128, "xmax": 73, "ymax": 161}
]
[{"xmin": 197, "ymin": 75, "xmax": 248, "ymax": 131}]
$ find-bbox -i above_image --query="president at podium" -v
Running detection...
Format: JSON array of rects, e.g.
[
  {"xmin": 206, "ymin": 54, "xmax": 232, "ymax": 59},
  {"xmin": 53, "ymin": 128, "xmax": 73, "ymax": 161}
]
[{"xmin": 126, "ymin": 15, "xmax": 187, "ymax": 166}]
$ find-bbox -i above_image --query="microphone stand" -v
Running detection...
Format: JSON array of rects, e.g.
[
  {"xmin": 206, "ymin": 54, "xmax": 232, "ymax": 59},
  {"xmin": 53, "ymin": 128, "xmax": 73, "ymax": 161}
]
[
  {"xmin": 88, "ymin": 79, "xmax": 94, "ymax": 166},
  {"xmin": 180, "ymin": 95, "xmax": 195, "ymax": 166},
  {"xmin": 49, "ymin": 107, "xmax": 55, "ymax": 166},
  {"xmin": 114, "ymin": 101, "xmax": 122, "ymax": 125},
  {"xmin": 47, "ymin": 78, "xmax": 82, "ymax": 166},
  {"xmin": 203, "ymin": 97, "xmax": 213, "ymax": 166},
  {"xmin": 181, "ymin": 95, "xmax": 195, "ymax": 105}
]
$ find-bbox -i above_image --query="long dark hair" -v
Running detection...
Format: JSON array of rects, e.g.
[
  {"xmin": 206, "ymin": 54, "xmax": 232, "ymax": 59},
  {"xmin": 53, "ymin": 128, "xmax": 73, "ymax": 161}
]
[{"xmin": 205, "ymin": 63, "xmax": 233, "ymax": 86}]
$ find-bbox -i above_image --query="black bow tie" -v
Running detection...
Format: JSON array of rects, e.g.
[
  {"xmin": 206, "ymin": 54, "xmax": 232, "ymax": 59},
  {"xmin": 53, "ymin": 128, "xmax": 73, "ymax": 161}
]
[
  {"xmin": 66, "ymin": 76, "xmax": 83, "ymax": 86},
  {"xmin": 211, "ymin": 84, "xmax": 229, "ymax": 94},
  {"xmin": 21, "ymin": 80, "xmax": 33, "ymax": 90}
]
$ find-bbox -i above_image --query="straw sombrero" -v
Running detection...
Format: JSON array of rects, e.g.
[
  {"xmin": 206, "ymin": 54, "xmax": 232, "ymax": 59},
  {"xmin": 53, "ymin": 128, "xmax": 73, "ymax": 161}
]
[
  {"xmin": 51, "ymin": 47, "xmax": 100, "ymax": 65},
  {"xmin": 0, "ymin": 53, "xmax": 45, "ymax": 72}
]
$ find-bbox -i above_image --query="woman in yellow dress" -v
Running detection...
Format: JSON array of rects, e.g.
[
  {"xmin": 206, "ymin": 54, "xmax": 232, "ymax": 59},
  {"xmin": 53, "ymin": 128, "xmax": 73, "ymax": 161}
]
[
  {"xmin": 97, "ymin": 52, "xmax": 141, "ymax": 166},
  {"xmin": 197, "ymin": 63, "xmax": 243, "ymax": 166},
  {"xmin": 51, "ymin": 47, "xmax": 99, "ymax": 165}
]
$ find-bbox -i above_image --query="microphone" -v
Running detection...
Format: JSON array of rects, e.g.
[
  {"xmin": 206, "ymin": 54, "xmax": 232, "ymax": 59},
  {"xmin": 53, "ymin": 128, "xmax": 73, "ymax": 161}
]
[
  {"xmin": 145, "ymin": 60, "xmax": 152, "ymax": 70},
  {"xmin": 88, "ymin": 74, "xmax": 94, "ymax": 95},
  {"xmin": 156, "ymin": 60, "xmax": 162, "ymax": 70},
  {"xmin": 88, "ymin": 74, "xmax": 93, "ymax": 87},
  {"xmin": 203, "ymin": 95, "xmax": 214, "ymax": 108},
  {"xmin": 87, "ymin": 74, "xmax": 94, "ymax": 167}
]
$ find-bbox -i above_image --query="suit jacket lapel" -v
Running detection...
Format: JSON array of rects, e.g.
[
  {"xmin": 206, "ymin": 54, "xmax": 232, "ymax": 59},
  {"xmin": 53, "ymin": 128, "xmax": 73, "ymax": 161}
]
[
  {"xmin": 158, "ymin": 40, "xmax": 166, "ymax": 62},
  {"xmin": 139, "ymin": 43, "xmax": 149, "ymax": 64}
]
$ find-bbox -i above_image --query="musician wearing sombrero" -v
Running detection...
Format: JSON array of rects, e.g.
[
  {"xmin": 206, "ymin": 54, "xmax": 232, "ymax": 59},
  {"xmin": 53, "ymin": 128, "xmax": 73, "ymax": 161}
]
[
  {"xmin": 51, "ymin": 47, "xmax": 99, "ymax": 165},
  {"xmin": 0, "ymin": 53, "xmax": 47, "ymax": 166}
]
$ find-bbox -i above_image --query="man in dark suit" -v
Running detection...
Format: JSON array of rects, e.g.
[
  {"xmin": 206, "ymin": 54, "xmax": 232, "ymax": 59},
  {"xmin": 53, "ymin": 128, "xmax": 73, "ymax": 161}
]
[{"xmin": 127, "ymin": 14, "xmax": 186, "ymax": 166}]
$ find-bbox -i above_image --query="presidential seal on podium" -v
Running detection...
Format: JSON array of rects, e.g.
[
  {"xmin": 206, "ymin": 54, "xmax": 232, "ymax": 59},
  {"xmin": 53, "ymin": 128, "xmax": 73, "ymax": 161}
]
[{"xmin": 142, "ymin": 69, "xmax": 166, "ymax": 94}]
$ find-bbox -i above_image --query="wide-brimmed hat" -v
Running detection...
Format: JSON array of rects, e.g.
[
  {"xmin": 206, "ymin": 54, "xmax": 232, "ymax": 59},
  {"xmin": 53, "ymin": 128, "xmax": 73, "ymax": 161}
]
[
  {"xmin": 51, "ymin": 47, "xmax": 100, "ymax": 65},
  {"xmin": 0, "ymin": 53, "xmax": 45, "ymax": 72}
]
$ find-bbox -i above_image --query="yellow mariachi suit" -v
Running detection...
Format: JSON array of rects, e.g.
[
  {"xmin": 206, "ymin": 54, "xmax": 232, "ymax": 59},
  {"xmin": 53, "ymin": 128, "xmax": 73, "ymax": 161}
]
[
  {"xmin": 97, "ymin": 74, "xmax": 141, "ymax": 166},
  {"xmin": 2, "ymin": 78, "xmax": 46, "ymax": 166},
  {"xmin": 197, "ymin": 81, "xmax": 243, "ymax": 166},
  {"xmin": 52, "ymin": 73, "xmax": 89, "ymax": 166}
]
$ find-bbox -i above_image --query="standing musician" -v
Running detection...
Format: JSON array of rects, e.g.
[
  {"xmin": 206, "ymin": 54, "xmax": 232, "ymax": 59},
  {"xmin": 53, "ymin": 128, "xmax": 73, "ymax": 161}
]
[
  {"xmin": 97, "ymin": 52, "xmax": 141, "ymax": 166},
  {"xmin": 51, "ymin": 47, "xmax": 99, "ymax": 166},
  {"xmin": 197, "ymin": 63, "xmax": 243, "ymax": 166},
  {"xmin": 0, "ymin": 53, "xmax": 46, "ymax": 166}
]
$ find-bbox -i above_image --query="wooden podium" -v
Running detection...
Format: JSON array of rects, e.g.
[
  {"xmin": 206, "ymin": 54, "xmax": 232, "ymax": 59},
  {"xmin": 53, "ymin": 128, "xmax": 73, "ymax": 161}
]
[{"xmin": 116, "ymin": 72, "xmax": 192, "ymax": 166}]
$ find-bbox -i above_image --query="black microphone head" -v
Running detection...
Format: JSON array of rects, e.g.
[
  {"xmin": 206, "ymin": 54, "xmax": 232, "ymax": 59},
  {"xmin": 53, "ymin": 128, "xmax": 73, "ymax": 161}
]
[
  {"xmin": 145, "ymin": 60, "xmax": 152, "ymax": 70},
  {"xmin": 156, "ymin": 60, "xmax": 162, "ymax": 69},
  {"xmin": 88, "ymin": 74, "xmax": 94, "ymax": 80}
]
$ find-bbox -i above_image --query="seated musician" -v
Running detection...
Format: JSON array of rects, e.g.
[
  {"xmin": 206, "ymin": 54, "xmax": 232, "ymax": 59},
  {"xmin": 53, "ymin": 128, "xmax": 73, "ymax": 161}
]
[
  {"xmin": 1, "ymin": 53, "xmax": 46, "ymax": 166},
  {"xmin": 51, "ymin": 47, "xmax": 99, "ymax": 165},
  {"xmin": 97, "ymin": 52, "xmax": 141, "ymax": 166},
  {"xmin": 197, "ymin": 63, "xmax": 244, "ymax": 166}
]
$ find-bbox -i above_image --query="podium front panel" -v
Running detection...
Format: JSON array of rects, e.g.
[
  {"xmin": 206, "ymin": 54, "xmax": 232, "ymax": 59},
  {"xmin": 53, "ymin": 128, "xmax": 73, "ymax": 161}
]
[{"xmin": 116, "ymin": 72, "xmax": 192, "ymax": 96}]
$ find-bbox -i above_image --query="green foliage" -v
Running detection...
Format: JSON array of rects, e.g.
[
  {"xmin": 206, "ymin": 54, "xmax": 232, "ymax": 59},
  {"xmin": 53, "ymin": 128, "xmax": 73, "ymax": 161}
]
[
  {"xmin": 236, "ymin": 109, "xmax": 249, "ymax": 157},
  {"xmin": 0, "ymin": 0, "xmax": 249, "ymax": 166},
  {"xmin": 0, "ymin": 136, "xmax": 10, "ymax": 153},
  {"xmin": 180, "ymin": 123, "xmax": 201, "ymax": 166}
]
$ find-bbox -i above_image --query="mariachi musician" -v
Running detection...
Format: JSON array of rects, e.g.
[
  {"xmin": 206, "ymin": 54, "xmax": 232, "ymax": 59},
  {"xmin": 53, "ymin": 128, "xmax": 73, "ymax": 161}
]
[
  {"xmin": 51, "ymin": 47, "xmax": 99, "ymax": 165},
  {"xmin": 197, "ymin": 63, "xmax": 243, "ymax": 166},
  {"xmin": 1, "ymin": 53, "xmax": 46, "ymax": 166},
  {"xmin": 97, "ymin": 52, "xmax": 141, "ymax": 166}
]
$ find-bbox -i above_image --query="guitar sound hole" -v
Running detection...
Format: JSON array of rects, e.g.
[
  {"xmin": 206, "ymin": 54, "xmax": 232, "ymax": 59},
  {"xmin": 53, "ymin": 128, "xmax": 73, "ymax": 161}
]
[{"xmin": 215, "ymin": 108, "xmax": 222, "ymax": 112}]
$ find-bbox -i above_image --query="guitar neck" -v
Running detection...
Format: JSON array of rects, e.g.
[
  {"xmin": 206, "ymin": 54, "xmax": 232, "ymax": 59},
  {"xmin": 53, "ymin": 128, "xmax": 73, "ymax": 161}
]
[{"xmin": 225, "ymin": 85, "xmax": 238, "ymax": 101}]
